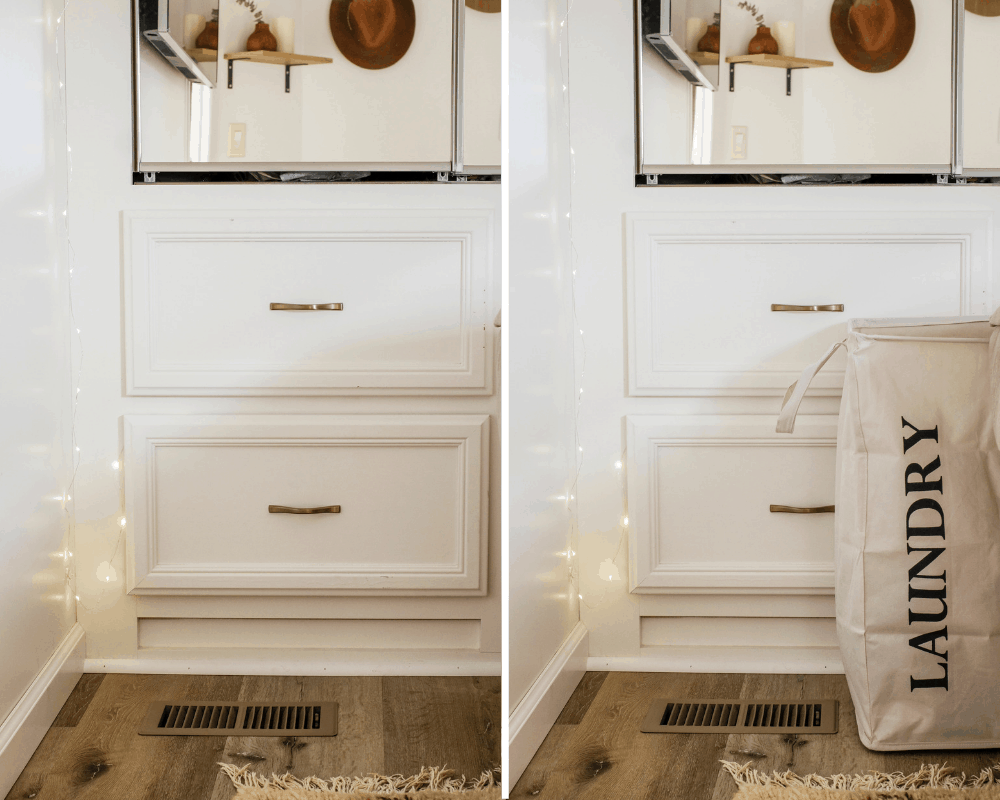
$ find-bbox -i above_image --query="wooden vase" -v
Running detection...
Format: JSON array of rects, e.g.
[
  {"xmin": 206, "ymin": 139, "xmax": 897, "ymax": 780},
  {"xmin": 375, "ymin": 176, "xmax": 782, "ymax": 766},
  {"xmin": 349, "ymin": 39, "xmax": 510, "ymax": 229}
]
[
  {"xmin": 246, "ymin": 21, "xmax": 278, "ymax": 52},
  {"xmin": 195, "ymin": 20, "xmax": 218, "ymax": 50},
  {"xmin": 748, "ymin": 25, "xmax": 779, "ymax": 55},
  {"xmin": 697, "ymin": 24, "xmax": 720, "ymax": 54}
]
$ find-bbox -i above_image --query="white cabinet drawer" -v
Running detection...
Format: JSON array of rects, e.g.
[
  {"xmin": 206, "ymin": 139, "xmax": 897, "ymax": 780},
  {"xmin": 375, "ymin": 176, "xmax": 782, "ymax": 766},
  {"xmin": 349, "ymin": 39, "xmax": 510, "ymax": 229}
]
[
  {"xmin": 124, "ymin": 415, "xmax": 489, "ymax": 595},
  {"xmin": 124, "ymin": 212, "xmax": 494, "ymax": 395},
  {"xmin": 626, "ymin": 415, "xmax": 837, "ymax": 594},
  {"xmin": 626, "ymin": 212, "xmax": 992, "ymax": 395}
]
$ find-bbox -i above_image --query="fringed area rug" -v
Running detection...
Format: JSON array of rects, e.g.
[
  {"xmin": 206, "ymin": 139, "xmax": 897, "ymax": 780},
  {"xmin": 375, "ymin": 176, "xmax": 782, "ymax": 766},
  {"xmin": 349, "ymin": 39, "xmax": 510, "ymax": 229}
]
[
  {"xmin": 724, "ymin": 760, "xmax": 1000, "ymax": 799},
  {"xmin": 220, "ymin": 764, "xmax": 501, "ymax": 799}
]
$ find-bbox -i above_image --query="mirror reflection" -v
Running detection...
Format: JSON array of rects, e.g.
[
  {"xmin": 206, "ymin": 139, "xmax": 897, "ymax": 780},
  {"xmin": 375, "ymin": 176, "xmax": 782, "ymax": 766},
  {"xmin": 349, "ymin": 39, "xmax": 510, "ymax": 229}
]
[
  {"xmin": 639, "ymin": 0, "xmax": 952, "ymax": 170},
  {"xmin": 136, "ymin": 0, "xmax": 499, "ymax": 169},
  {"xmin": 963, "ymin": 0, "xmax": 1000, "ymax": 172}
]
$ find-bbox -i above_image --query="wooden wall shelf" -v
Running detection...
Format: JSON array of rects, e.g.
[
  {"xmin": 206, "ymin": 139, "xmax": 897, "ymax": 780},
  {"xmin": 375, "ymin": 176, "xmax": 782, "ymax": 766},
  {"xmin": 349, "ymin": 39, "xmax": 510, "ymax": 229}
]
[
  {"xmin": 687, "ymin": 51, "xmax": 720, "ymax": 66},
  {"xmin": 185, "ymin": 48, "xmax": 218, "ymax": 63},
  {"xmin": 222, "ymin": 51, "xmax": 334, "ymax": 93},
  {"xmin": 725, "ymin": 54, "xmax": 833, "ymax": 96},
  {"xmin": 725, "ymin": 54, "xmax": 834, "ymax": 70}
]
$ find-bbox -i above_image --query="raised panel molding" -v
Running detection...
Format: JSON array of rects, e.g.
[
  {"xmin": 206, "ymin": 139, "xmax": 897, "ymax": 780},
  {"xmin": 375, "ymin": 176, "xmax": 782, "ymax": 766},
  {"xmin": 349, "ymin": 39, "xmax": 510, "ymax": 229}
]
[
  {"xmin": 124, "ymin": 414, "xmax": 490, "ymax": 596},
  {"xmin": 124, "ymin": 210, "xmax": 495, "ymax": 395},
  {"xmin": 626, "ymin": 211, "xmax": 993, "ymax": 396},
  {"xmin": 626, "ymin": 415, "xmax": 839, "ymax": 595}
]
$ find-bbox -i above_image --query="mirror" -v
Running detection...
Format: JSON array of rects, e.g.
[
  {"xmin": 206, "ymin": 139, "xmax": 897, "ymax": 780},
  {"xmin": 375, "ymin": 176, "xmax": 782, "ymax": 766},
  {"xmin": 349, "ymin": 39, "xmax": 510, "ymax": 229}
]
[
  {"xmin": 638, "ymin": 0, "xmax": 954, "ymax": 172},
  {"xmin": 962, "ymin": 0, "xmax": 1000, "ymax": 173},
  {"xmin": 134, "ymin": 0, "xmax": 500, "ymax": 171}
]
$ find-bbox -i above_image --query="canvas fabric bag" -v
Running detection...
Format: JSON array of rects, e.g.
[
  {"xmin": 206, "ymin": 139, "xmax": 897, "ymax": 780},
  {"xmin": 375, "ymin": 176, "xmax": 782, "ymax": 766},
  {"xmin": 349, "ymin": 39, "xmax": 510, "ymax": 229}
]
[{"xmin": 777, "ymin": 316, "xmax": 1000, "ymax": 750}]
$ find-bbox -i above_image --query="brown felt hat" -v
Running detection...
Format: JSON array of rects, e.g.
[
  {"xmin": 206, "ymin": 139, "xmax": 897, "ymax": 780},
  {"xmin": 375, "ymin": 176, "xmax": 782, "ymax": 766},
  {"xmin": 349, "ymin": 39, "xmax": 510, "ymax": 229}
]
[
  {"xmin": 329, "ymin": 0, "xmax": 415, "ymax": 70},
  {"xmin": 830, "ymin": 0, "xmax": 915, "ymax": 74},
  {"xmin": 967, "ymin": 0, "xmax": 1000, "ymax": 16}
]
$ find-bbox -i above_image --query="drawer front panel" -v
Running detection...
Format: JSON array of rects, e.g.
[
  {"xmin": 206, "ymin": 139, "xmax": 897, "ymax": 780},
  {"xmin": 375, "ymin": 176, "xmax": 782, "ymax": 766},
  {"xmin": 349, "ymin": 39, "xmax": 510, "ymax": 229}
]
[
  {"xmin": 626, "ymin": 212, "xmax": 992, "ymax": 395},
  {"xmin": 125, "ymin": 212, "xmax": 494, "ymax": 395},
  {"xmin": 627, "ymin": 415, "xmax": 838, "ymax": 594},
  {"xmin": 125, "ymin": 415, "xmax": 489, "ymax": 595}
]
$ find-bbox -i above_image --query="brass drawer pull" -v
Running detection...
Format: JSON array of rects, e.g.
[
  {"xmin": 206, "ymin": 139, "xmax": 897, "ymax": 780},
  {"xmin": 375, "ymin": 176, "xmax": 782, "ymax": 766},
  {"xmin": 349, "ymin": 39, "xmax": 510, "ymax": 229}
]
[
  {"xmin": 268, "ymin": 505, "xmax": 341, "ymax": 514},
  {"xmin": 770, "ymin": 504, "xmax": 835, "ymax": 514},
  {"xmin": 771, "ymin": 304, "xmax": 844, "ymax": 312},
  {"xmin": 270, "ymin": 303, "xmax": 344, "ymax": 311}
]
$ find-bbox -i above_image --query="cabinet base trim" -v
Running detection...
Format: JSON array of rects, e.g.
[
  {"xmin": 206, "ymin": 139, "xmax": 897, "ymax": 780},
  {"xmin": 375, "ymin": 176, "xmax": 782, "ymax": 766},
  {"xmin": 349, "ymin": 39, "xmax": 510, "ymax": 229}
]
[
  {"xmin": 83, "ymin": 648, "xmax": 500, "ymax": 676},
  {"xmin": 587, "ymin": 645, "xmax": 844, "ymax": 675}
]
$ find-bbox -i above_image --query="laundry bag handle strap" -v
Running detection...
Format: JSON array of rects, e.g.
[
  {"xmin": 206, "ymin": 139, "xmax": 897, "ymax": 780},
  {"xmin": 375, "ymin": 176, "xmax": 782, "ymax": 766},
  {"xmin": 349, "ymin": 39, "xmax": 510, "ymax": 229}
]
[{"xmin": 776, "ymin": 340, "xmax": 847, "ymax": 434}]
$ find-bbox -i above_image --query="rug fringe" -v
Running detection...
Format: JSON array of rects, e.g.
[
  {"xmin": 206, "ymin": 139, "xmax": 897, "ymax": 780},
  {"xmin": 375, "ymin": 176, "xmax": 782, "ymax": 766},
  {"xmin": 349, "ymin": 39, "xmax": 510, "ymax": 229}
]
[
  {"xmin": 220, "ymin": 763, "xmax": 501, "ymax": 794},
  {"xmin": 722, "ymin": 761, "xmax": 1000, "ymax": 791}
]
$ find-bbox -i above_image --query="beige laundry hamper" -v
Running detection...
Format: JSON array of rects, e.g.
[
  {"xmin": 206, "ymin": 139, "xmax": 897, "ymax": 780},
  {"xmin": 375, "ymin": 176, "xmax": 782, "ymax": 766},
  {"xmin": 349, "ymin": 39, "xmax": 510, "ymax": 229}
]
[{"xmin": 777, "ymin": 317, "xmax": 1000, "ymax": 750}]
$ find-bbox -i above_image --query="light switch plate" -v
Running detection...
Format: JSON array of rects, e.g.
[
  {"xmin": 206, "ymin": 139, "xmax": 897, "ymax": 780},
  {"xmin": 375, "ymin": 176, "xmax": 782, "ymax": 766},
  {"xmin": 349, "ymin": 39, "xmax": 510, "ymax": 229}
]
[
  {"xmin": 731, "ymin": 126, "xmax": 748, "ymax": 159},
  {"xmin": 228, "ymin": 123, "xmax": 246, "ymax": 157}
]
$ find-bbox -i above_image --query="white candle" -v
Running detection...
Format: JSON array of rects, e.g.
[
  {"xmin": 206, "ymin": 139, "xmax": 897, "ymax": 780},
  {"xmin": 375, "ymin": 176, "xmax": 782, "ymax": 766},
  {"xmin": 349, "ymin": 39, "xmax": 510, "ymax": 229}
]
[
  {"xmin": 184, "ymin": 14, "xmax": 205, "ymax": 49},
  {"xmin": 686, "ymin": 17, "xmax": 707, "ymax": 52},
  {"xmin": 274, "ymin": 17, "xmax": 295, "ymax": 54},
  {"xmin": 774, "ymin": 20, "xmax": 795, "ymax": 57}
]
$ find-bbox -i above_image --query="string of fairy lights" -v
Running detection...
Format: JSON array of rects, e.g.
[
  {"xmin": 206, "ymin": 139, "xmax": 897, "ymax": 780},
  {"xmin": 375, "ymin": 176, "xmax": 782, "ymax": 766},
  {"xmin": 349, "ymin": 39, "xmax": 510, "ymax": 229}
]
[
  {"xmin": 557, "ymin": 0, "xmax": 630, "ymax": 612},
  {"xmin": 51, "ymin": 2, "xmax": 127, "ymax": 609}
]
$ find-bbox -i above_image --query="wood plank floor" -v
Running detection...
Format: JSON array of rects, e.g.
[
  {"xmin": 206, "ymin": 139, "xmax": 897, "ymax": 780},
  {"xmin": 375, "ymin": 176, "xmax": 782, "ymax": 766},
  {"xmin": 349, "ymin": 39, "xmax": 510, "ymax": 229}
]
[
  {"xmin": 5, "ymin": 674, "xmax": 499, "ymax": 800},
  {"xmin": 512, "ymin": 672, "xmax": 1000, "ymax": 800}
]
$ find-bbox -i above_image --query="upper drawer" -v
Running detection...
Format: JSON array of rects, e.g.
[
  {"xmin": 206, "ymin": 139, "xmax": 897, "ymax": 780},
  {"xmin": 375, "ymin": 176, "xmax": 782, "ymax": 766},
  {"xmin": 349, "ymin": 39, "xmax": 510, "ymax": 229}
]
[
  {"xmin": 124, "ymin": 211, "xmax": 495, "ymax": 395},
  {"xmin": 626, "ymin": 212, "xmax": 993, "ymax": 396},
  {"xmin": 124, "ymin": 414, "xmax": 489, "ymax": 595}
]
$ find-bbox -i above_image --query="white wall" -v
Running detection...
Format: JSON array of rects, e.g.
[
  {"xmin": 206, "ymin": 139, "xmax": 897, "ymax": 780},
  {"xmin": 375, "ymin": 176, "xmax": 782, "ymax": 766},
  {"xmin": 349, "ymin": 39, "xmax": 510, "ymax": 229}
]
[
  {"xmin": 65, "ymin": 0, "xmax": 500, "ymax": 663},
  {"xmin": 566, "ymin": 0, "xmax": 1000, "ymax": 663},
  {"xmin": 0, "ymin": 0, "xmax": 77, "ymax": 723},
  {"xmin": 510, "ymin": 0, "xmax": 581, "ymax": 710}
]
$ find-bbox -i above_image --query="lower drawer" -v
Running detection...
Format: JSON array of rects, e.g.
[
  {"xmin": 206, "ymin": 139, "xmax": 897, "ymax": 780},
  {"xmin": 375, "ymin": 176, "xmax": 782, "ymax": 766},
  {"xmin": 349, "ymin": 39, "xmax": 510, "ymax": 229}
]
[
  {"xmin": 626, "ymin": 415, "xmax": 837, "ymax": 594},
  {"xmin": 124, "ymin": 415, "xmax": 489, "ymax": 595}
]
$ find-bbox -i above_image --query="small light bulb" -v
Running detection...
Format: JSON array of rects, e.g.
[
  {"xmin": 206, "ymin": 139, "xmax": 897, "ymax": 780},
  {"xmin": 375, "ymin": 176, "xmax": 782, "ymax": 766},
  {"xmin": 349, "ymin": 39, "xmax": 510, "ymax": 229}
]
[
  {"xmin": 579, "ymin": 329, "xmax": 584, "ymax": 335},
  {"xmin": 119, "ymin": 517, "xmax": 127, "ymax": 527},
  {"xmin": 112, "ymin": 460, "xmax": 120, "ymax": 470},
  {"xmin": 623, "ymin": 516, "xmax": 629, "ymax": 526},
  {"xmin": 578, "ymin": 593, "xmax": 583, "ymax": 600},
  {"xmin": 578, "ymin": 446, "xmax": 583, "ymax": 452},
  {"xmin": 75, "ymin": 446, "xmax": 80, "ymax": 451},
  {"xmin": 105, "ymin": 576, "xmax": 110, "ymax": 582},
  {"xmin": 75, "ymin": 595, "xmax": 80, "ymax": 601},
  {"xmin": 570, "ymin": 549, "xmax": 576, "ymax": 557},
  {"xmin": 615, "ymin": 460, "xmax": 622, "ymax": 469}
]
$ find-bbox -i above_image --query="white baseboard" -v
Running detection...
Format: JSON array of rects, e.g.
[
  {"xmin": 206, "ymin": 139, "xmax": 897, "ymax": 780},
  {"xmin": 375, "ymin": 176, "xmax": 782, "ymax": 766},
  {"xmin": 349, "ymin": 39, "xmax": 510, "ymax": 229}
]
[
  {"xmin": 0, "ymin": 624, "xmax": 86, "ymax": 799},
  {"xmin": 508, "ymin": 622, "xmax": 588, "ymax": 788},
  {"xmin": 84, "ymin": 647, "xmax": 501, "ymax": 676},
  {"xmin": 588, "ymin": 645, "xmax": 844, "ymax": 674}
]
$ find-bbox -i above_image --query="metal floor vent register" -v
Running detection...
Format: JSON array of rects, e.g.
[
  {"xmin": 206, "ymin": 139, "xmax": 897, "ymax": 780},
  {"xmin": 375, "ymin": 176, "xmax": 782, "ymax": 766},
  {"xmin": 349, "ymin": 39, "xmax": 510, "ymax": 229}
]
[
  {"xmin": 641, "ymin": 699, "xmax": 838, "ymax": 734},
  {"xmin": 138, "ymin": 701, "xmax": 338, "ymax": 736}
]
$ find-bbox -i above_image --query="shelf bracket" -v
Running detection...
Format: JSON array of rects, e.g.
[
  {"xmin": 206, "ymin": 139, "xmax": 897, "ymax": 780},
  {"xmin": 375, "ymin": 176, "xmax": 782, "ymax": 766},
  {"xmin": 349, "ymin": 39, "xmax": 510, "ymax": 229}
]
[
  {"xmin": 285, "ymin": 65, "xmax": 291, "ymax": 93},
  {"xmin": 227, "ymin": 58, "xmax": 233, "ymax": 89},
  {"xmin": 729, "ymin": 62, "xmax": 797, "ymax": 96}
]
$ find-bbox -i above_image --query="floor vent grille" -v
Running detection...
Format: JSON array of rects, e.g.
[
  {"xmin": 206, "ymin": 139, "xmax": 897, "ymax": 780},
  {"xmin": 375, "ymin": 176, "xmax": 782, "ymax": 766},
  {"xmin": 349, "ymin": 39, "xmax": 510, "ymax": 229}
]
[
  {"xmin": 641, "ymin": 698, "xmax": 838, "ymax": 734},
  {"xmin": 139, "ymin": 701, "xmax": 338, "ymax": 736}
]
